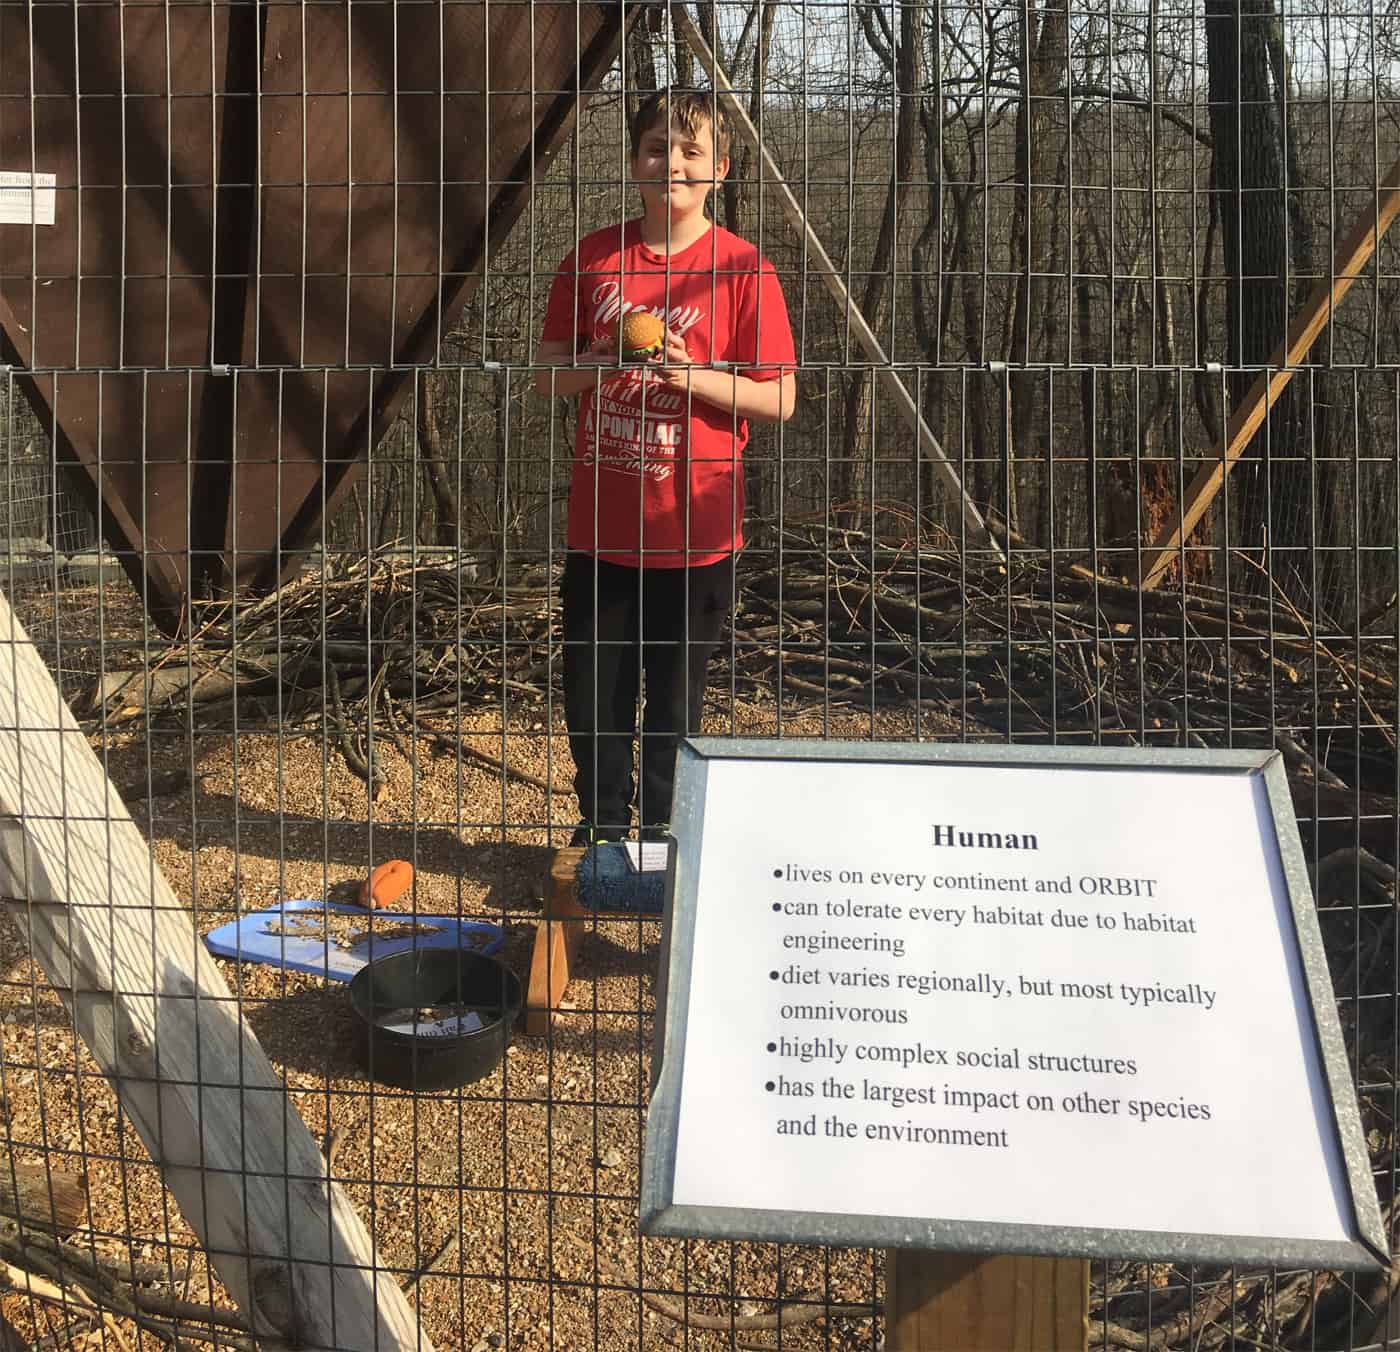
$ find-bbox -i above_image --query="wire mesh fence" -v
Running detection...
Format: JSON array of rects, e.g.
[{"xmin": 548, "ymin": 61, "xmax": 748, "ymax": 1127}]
[{"xmin": 0, "ymin": 0, "xmax": 1398, "ymax": 1348}]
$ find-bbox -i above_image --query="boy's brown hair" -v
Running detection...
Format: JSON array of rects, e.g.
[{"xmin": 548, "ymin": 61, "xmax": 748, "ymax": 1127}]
[{"xmin": 628, "ymin": 89, "xmax": 731, "ymax": 160}]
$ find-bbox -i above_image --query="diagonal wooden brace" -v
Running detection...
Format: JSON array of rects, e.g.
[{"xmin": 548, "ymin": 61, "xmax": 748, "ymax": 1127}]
[
  {"xmin": 1140, "ymin": 157, "xmax": 1400, "ymax": 590},
  {"xmin": 0, "ymin": 591, "xmax": 432, "ymax": 1351},
  {"xmin": 673, "ymin": 7, "xmax": 1002, "ymax": 559}
]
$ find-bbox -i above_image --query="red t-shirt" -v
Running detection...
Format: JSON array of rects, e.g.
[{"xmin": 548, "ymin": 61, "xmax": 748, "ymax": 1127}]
[{"xmin": 541, "ymin": 219, "xmax": 795, "ymax": 567}]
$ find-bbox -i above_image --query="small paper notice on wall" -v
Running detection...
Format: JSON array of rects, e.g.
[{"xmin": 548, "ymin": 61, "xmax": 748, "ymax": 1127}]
[
  {"xmin": 0, "ymin": 172, "xmax": 57, "ymax": 226},
  {"xmin": 624, "ymin": 842, "xmax": 669, "ymax": 873}
]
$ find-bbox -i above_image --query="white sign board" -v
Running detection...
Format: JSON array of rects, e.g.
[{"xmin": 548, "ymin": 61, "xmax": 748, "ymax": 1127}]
[
  {"xmin": 641, "ymin": 741, "xmax": 1386, "ymax": 1270},
  {"xmin": 0, "ymin": 171, "xmax": 57, "ymax": 226}
]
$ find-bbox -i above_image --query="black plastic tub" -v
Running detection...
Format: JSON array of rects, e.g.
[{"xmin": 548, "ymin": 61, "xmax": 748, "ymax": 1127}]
[{"xmin": 348, "ymin": 949, "xmax": 522, "ymax": 1090}]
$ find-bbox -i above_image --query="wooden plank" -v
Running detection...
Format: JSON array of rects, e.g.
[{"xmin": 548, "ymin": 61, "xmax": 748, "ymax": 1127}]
[
  {"xmin": 0, "ymin": 591, "xmax": 432, "ymax": 1350},
  {"xmin": 524, "ymin": 917, "xmax": 571, "ymax": 1036},
  {"xmin": 1140, "ymin": 156, "xmax": 1400, "ymax": 589},
  {"xmin": 886, "ymin": 1250, "xmax": 1088, "ymax": 1351},
  {"xmin": 525, "ymin": 848, "xmax": 587, "ymax": 1036},
  {"xmin": 0, "ymin": 1162, "xmax": 86, "ymax": 1232},
  {"xmin": 673, "ymin": 9, "xmax": 1001, "ymax": 559}
]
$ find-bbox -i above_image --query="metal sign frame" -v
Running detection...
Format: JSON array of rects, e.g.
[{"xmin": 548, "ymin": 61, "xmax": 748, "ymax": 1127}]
[{"xmin": 641, "ymin": 738, "xmax": 1388, "ymax": 1271}]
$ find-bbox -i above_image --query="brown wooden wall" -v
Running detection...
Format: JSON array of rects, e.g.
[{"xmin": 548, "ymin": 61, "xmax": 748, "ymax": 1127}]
[{"xmin": 0, "ymin": 0, "xmax": 623, "ymax": 631}]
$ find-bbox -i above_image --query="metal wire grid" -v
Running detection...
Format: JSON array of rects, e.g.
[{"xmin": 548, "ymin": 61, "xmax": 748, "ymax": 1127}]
[{"xmin": 0, "ymin": 0, "xmax": 1397, "ymax": 1348}]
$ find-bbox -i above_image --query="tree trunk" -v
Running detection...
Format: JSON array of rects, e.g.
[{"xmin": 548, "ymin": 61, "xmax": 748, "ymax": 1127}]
[
  {"xmin": 1140, "ymin": 0, "xmax": 1177, "ymax": 559},
  {"xmin": 374, "ymin": 450, "xmax": 400, "ymax": 549},
  {"xmin": 1002, "ymin": 0, "xmax": 1068, "ymax": 533},
  {"xmin": 491, "ymin": 369, "xmax": 511, "ymax": 571},
  {"xmin": 838, "ymin": 0, "xmax": 921, "ymax": 522},
  {"xmin": 1075, "ymin": 273, "xmax": 1100, "ymax": 552},
  {"xmin": 416, "ymin": 371, "xmax": 461, "ymax": 546},
  {"xmin": 722, "ymin": 0, "xmax": 775, "ymax": 235},
  {"xmin": 626, "ymin": 24, "xmax": 658, "ymax": 123},
  {"xmin": 672, "ymin": 13, "xmax": 695, "ymax": 84},
  {"xmin": 1204, "ymin": 0, "xmax": 1308, "ymax": 595},
  {"xmin": 912, "ymin": 80, "xmax": 975, "ymax": 369},
  {"xmin": 911, "ymin": 88, "xmax": 977, "ymax": 527}
]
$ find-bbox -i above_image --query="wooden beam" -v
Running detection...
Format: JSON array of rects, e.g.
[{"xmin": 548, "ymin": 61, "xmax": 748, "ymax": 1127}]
[
  {"xmin": 673, "ymin": 9, "xmax": 1002, "ymax": 559},
  {"xmin": 525, "ymin": 847, "xmax": 588, "ymax": 1036},
  {"xmin": 886, "ymin": 1250, "xmax": 1088, "ymax": 1351},
  {"xmin": 1140, "ymin": 156, "xmax": 1400, "ymax": 590},
  {"xmin": 0, "ymin": 592, "xmax": 432, "ymax": 1351},
  {"xmin": 0, "ymin": 1162, "xmax": 86, "ymax": 1232}
]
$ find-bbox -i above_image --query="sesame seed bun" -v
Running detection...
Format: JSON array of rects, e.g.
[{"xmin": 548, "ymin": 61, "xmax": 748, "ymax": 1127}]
[{"xmin": 620, "ymin": 310, "xmax": 665, "ymax": 359}]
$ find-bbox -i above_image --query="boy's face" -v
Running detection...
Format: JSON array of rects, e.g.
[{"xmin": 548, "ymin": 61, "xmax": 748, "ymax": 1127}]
[{"xmin": 631, "ymin": 116, "xmax": 729, "ymax": 224}]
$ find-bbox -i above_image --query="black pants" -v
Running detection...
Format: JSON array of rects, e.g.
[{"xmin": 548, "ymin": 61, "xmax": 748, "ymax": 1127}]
[{"xmin": 562, "ymin": 552, "xmax": 734, "ymax": 834}]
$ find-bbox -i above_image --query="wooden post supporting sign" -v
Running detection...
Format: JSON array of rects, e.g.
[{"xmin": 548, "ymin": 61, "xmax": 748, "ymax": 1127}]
[{"xmin": 887, "ymin": 1250, "xmax": 1089, "ymax": 1351}]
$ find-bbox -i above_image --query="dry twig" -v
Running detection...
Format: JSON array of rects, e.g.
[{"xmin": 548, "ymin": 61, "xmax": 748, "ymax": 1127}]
[
  {"xmin": 640, "ymin": 1290, "xmax": 877, "ymax": 1331},
  {"xmin": 79, "ymin": 524, "xmax": 1396, "ymax": 838}
]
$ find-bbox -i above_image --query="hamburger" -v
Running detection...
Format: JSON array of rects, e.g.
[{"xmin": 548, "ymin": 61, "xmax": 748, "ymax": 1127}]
[{"xmin": 620, "ymin": 310, "xmax": 665, "ymax": 361}]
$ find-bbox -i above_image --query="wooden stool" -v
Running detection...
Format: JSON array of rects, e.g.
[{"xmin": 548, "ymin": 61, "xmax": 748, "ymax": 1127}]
[
  {"xmin": 525, "ymin": 844, "xmax": 669, "ymax": 1034},
  {"xmin": 525, "ymin": 847, "xmax": 589, "ymax": 1035}
]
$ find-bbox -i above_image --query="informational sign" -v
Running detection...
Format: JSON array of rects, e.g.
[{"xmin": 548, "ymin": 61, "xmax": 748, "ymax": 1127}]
[
  {"xmin": 0, "ymin": 171, "xmax": 56, "ymax": 226},
  {"xmin": 641, "ymin": 741, "xmax": 1387, "ymax": 1270}
]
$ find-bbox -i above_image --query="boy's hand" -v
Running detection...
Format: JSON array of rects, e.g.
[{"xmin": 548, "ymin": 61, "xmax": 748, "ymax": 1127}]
[
  {"xmin": 650, "ymin": 329, "xmax": 694, "ymax": 390},
  {"xmin": 578, "ymin": 334, "xmax": 619, "ymax": 366}
]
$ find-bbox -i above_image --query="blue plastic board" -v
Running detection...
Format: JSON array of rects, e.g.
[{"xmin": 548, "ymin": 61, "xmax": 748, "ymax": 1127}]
[{"xmin": 203, "ymin": 899, "xmax": 505, "ymax": 982}]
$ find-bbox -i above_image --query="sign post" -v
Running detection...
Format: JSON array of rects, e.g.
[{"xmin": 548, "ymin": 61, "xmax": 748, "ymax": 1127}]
[
  {"xmin": 641, "ymin": 741, "xmax": 1387, "ymax": 1345},
  {"xmin": 887, "ymin": 1250, "xmax": 1087, "ymax": 1350}
]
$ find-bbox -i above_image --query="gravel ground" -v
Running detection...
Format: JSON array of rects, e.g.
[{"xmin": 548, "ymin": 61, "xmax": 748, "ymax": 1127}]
[{"xmin": 0, "ymin": 665, "xmax": 959, "ymax": 1348}]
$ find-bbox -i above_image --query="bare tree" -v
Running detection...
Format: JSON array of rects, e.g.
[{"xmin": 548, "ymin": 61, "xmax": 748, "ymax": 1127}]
[
  {"xmin": 416, "ymin": 372, "xmax": 463, "ymax": 547},
  {"xmin": 1203, "ymin": 0, "xmax": 1309, "ymax": 590},
  {"xmin": 836, "ymin": 0, "xmax": 921, "ymax": 520},
  {"xmin": 999, "ymin": 0, "xmax": 1067, "ymax": 530}
]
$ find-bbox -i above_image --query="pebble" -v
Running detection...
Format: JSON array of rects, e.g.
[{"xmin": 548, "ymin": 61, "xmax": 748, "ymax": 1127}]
[{"xmin": 599, "ymin": 1147, "xmax": 623, "ymax": 1169}]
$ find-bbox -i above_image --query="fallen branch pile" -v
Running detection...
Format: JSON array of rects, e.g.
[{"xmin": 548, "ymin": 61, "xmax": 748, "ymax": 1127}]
[
  {"xmin": 83, "ymin": 520, "xmax": 1398, "ymax": 813},
  {"xmin": 1, "ymin": 1219, "xmax": 252, "ymax": 1350},
  {"xmin": 1090, "ymin": 1202, "xmax": 1398, "ymax": 1350}
]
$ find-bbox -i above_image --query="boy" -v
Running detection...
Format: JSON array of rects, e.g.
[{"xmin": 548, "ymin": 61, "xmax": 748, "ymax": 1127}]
[{"xmin": 535, "ymin": 89, "xmax": 796, "ymax": 845}]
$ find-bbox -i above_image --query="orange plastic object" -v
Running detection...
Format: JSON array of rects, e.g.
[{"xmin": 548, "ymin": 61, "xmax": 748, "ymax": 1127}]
[{"xmin": 357, "ymin": 860, "xmax": 414, "ymax": 910}]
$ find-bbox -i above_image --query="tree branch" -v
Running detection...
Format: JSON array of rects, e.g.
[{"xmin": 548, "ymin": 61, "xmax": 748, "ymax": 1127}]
[{"xmin": 857, "ymin": 2, "xmax": 895, "ymax": 69}]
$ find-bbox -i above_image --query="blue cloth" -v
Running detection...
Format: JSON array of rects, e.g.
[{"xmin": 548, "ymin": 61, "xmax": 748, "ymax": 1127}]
[{"xmin": 574, "ymin": 843, "xmax": 667, "ymax": 915}]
